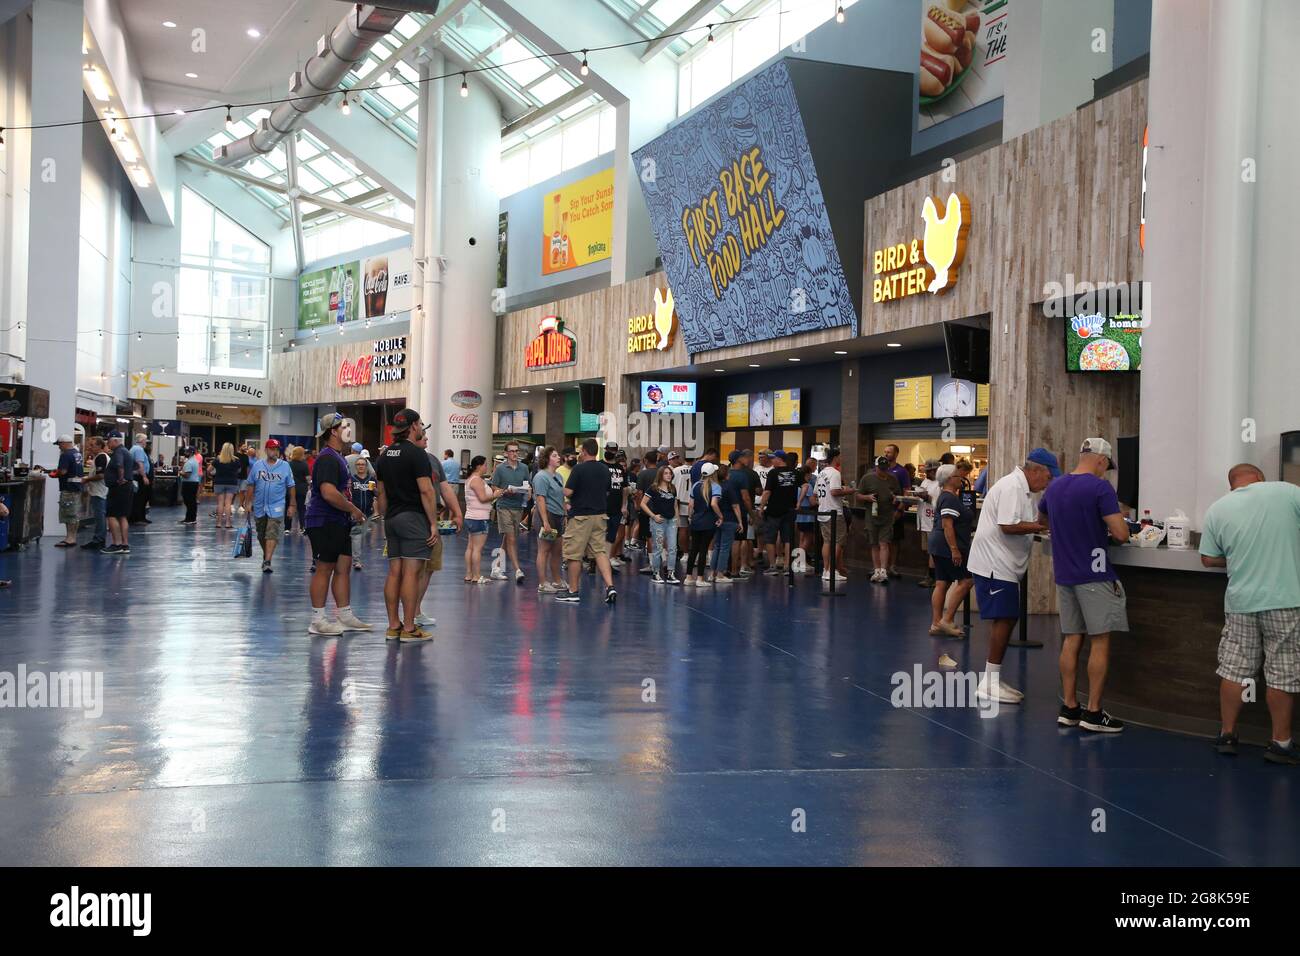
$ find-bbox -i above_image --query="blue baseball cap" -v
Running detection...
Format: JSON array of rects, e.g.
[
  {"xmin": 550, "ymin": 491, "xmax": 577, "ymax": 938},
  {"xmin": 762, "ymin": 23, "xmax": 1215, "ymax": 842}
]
[
  {"xmin": 351, "ymin": 442, "xmax": 363, "ymax": 453},
  {"xmin": 1026, "ymin": 447, "xmax": 1061, "ymax": 478}
]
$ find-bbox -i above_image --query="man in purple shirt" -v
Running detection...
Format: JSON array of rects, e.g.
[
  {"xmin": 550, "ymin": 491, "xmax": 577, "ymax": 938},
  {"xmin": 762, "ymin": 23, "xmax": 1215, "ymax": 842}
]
[
  {"xmin": 1039, "ymin": 438, "xmax": 1131, "ymax": 734},
  {"xmin": 305, "ymin": 412, "xmax": 372, "ymax": 637},
  {"xmin": 883, "ymin": 443, "xmax": 912, "ymax": 578}
]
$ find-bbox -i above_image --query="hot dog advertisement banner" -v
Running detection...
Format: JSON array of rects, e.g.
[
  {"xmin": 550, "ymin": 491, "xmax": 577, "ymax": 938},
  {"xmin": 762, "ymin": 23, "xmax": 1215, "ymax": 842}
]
[
  {"xmin": 541, "ymin": 167, "xmax": 614, "ymax": 276},
  {"xmin": 633, "ymin": 60, "xmax": 857, "ymax": 354},
  {"xmin": 297, "ymin": 246, "xmax": 413, "ymax": 330},
  {"xmin": 917, "ymin": 0, "xmax": 1008, "ymax": 132}
]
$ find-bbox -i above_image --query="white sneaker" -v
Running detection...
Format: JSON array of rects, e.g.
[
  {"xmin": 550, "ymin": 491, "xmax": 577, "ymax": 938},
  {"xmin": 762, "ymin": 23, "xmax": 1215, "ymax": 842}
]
[
  {"xmin": 515, "ymin": 569, "xmax": 525, "ymax": 583},
  {"xmin": 976, "ymin": 676, "xmax": 1023, "ymax": 704},
  {"xmin": 415, "ymin": 613, "xmax": 437, "ymax": 628},
  {"xmin": 490, "ymin": 570, "xmax": 508, "ymax": 580},
  {"xmin": 609, "ymin": 556, "xmax": 624, "ymax": 567},
  {"xmin": 336, "ymin": 610, "xmax": 374, "ymax": 632},
  {"xmin": 308, "ymin": 618, "xmax": 344, "ymax": 636},
  {"xmin": 822, "ymin": 570, "xmax": 848, "ymax": 582}
]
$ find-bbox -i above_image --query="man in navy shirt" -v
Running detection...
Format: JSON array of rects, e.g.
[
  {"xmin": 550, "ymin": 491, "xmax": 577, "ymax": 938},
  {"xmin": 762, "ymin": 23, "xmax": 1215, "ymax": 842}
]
[
  {"xmin": 45, "ymin": 435, "xmax": 83, "ymax": 547},
  {"xmin": 1039, "ymin": 438, "xmax": 1131, "ymax": 734},
  {"xmin": 882, "ymin": 443, "xmax": 912, "ymax": 578}
]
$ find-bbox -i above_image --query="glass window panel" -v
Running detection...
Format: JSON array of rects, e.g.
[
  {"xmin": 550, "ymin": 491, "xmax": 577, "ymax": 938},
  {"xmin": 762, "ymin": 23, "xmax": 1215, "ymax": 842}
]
[
  {"xmin": 648, "ymin": 0, "xmax": 698, "ymax": 25},
  {"xmin": 335, "ymin": 180, "xmax": 368, "ymax": 199},
  {"xmin": 678, "ymin": 62, "xmax": 692, "ymax": 115},
  {"xmin": 499, "ymin": 150, "xmax": 529, "ymax": 197},
  {"xmin": 691, "ymin": 34, "xmax": 731, "ymax": 104},
  {"xmin": 528, "ymin": 134, "xmax": 561, "ymax": 185},
  {"xmin": 181, "ymin": 189, "xmax": 213, "ymax": 258},
  {"xmin": 177, "ymin": 314, "xmax": 209, "ymax": 375},
  {"xmin": 380, "ymin": 81, "xmax": 418, "ymax": 111},
  {"xmin": 561, "ymin": 112, "xmax": 600, "ymax": 170},
  {"xmin": 599, "ymin": 106, "xmax": 616, "ymax": 155},
  {"xmin": 445, "ymin": 4, "xmax": 508, "ymax": 55},
  {"xmin": 178, "ymin": 267, "xmax": 210, "ymax": 316},
  {"xmin": 558, "ymin": 96, "xmax": 596, "ymax": 121},
  {"xmin": 296, "ymin": 166, "xmax": 328, "ymax": 193},
  {"xmin": 394, "ymin": 60, "xmax": 418, "ymax": 83},
  {"xmin": 733, "ymin": 12, "xmax": 779, "ymax": 78},
  {"xmin": 305, "ymin": 153, "xmax": 350, "ymax": 185},
  {"xmin": 529, "ymin": 73, "xmax": 574, "ymax": 105},
  {"xmin": 213, "ymin": 213, "xmax": 269, "ymax": 267},
  {"xmin": 392, "ymin": 14, "xmax": 420, "ymax": 40},
  {"xmin": 491, "ymin": 39, "xmax": 548, "ymax": 87}
]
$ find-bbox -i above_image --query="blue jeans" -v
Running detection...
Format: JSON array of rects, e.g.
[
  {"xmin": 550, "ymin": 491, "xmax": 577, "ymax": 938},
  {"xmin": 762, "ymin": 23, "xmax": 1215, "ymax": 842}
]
[
  {"xmin": 712, "ymin": 521, "xmax": 737, "ymax": 575},
  {"xmin": 89, "ymin": 495, "xmax": 107, "ymax": 543},
  {"xmin": 649, "ymin": 515, "xmax": 677, "ymax": 572}
]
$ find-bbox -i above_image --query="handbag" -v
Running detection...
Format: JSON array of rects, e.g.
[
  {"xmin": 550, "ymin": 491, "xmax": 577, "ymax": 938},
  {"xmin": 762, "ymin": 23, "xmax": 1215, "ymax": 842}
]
[{"xmin": 233, "ymin": 515, "xmax": 254, "ymax": 558}]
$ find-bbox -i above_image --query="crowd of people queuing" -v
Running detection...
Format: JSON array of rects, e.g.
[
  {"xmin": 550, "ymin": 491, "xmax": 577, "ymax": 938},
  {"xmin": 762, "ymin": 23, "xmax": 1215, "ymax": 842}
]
[{"xmin": 24, "ymin": 416, "xmax": 1300, "ymax": 765}]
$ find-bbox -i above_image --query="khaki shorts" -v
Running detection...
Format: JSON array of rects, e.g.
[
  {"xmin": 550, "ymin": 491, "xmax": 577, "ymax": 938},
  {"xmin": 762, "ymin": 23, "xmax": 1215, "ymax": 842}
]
[
  {"xmin": 424, "ymin": 529, "xmax": 443, "ymax": 572},
  {"xmin": 496, "ymin": 506, "xmax": 522, "ymax": 536},
  {"xmin": 563, "ymin": 513, "xmax": 609, "ymax": 562},
  {"xmin": 1057, "ymin": 580, "xmax": 1129, "ymax": 635},
  {"xmin": 59, "ymin": 490, "xmax": 80, "ymax": 524},
  {"xmin": 255, "ymin": 516, "xmax": 283, "ymax": 543},
  {"xmin": 864, "ymin": 517, "xmax": 894, "ymax": 545}
]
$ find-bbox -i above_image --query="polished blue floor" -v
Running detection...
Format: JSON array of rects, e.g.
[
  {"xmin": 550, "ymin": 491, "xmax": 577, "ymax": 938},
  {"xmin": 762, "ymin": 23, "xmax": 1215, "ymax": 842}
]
[{"xmin": 0, "ymin": 504, "xmax": 1295, "ymax": 866}]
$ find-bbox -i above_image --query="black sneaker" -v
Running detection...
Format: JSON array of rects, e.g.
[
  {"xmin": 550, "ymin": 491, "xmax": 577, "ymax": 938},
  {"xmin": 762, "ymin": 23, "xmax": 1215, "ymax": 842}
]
[
  {"xmin": 262, "ymin": 560, "xmax": 272, "ymax": 574},
  {"xmin": 887, "ymin": 568, "xmax": 901, "ymax": 579},
  {"xmin": 555, "ymin": 591, "xmax": 581, "ymax": 604},
  {"xmin": 604, "ymin": 586, "xmax": 617, "ymax": 604},
  {"xmin": 1214, "ymin": 732, "xmax": 1239, "ymax": 755},
  {"xmin": 665, "ymin": 571, "xmax": 681, "ymax": 586},
  {"xmin": 81, "ymin": 540, "xmax": 104, "ymax": 550},
  {"xmin": 1264, "ymin": 741, "xmax": 1300, "ymax": 765},
  {"xmin": 651, "ymin": 571, "xmax": 664, "ymax": 584},
  {"xmin": 1080, "ymin": 709, "xmax": 1124, "ymax": 733},
  {"xmin": 1057, "ymin": 704, "xmax": 1083, "ymax": 727},
  {"xmin": 99, "ymin": 544, "xmax": 120, "ymax": 554}
]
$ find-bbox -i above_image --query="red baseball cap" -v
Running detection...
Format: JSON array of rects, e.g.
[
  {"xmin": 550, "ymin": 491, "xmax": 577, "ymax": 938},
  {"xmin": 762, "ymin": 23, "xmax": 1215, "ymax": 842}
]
[{"xmin": 264, "ymin": 439, "xmax": 281, "ymax": 449}]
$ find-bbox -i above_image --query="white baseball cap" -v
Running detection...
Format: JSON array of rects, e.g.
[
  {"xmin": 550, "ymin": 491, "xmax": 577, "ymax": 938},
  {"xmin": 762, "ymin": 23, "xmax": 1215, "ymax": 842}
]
[
  {"xmin": 699, "ymin": 462, "xmax": 719, "ymax": 477},
  {"xmin": 55, "ymin": 434, "xmax": 74, "ymax": 444},
  {"xmin": 1080, "ymin": 437, "xmax": 1114, "ymax": 464}
]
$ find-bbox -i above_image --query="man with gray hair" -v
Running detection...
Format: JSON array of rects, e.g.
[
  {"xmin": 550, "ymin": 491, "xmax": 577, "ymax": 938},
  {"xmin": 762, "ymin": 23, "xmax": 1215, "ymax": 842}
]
[
  {"xmin": 1201, "ymin": 462, "xmax": 1300, "ymax": 764},
  {"xmin": 967, "ymin": 448, "xmax": 1060, "ymax": 704},
  {"xmin": 128, "ymin": 433, "xmax": 152, "ymax": 525},
  {"xmin": 1038, "ymin": 438, "xmax": 1131, "ymax": 733}
]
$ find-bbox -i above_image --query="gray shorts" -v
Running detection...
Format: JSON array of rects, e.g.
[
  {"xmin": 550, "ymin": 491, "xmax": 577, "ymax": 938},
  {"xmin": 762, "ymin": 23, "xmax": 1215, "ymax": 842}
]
[
  {"xmin": 385, "ymin": 510, "xmax": 431, "ymax": 560},
  {"xmin": 1057, "ymin": 580, "xmax": 1128, "ymax": 636},
  {"xmin": 1217, "ymin": 607, "xmax": 1300, "ymax": 693}
]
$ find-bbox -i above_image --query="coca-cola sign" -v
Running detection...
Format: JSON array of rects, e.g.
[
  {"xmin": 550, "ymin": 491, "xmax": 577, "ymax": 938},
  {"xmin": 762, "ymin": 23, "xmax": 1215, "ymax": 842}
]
[
  {"xmin": 337, "ymin": 338, "xmax": 408, "ymax": 388},
  {"xmin": 449, "ymin": 412, "xmax": 479, "ymax": 440}
]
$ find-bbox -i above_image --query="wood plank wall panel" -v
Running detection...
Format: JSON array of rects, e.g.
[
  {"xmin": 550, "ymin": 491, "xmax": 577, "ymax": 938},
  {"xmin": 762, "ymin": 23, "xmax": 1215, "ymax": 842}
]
[{"xmin": 269, "ymin": 338, "xmax": 411, "ymax": 407}]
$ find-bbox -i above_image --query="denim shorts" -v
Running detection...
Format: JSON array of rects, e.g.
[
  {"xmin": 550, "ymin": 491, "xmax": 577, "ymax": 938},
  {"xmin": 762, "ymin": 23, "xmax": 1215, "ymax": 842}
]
[
  {"xmin": 465, "ymin": 518, "xmax": 490, "ymax": 535},
  {"xmin": 214, "ymin": 484, "xmax": 238, "ymax": 496}
]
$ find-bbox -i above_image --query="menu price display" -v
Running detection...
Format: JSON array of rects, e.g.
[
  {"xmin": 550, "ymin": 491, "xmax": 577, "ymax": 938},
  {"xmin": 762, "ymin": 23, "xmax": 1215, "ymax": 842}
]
[
  {"xmin": 773, "ymin": 388, "xmax": 801, "ymax": 426},
  {"xmin": 726, "ymin": 394, "xmax": 749, "ymax": 428},
  {"xmin": 893, "ymin": 376, "xmax": 933, "ymax": 420}
]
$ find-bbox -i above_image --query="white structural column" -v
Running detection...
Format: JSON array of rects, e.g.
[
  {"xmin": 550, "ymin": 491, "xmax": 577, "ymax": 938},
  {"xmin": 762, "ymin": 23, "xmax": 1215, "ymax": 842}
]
[
  {"xmin": 431, "ymin": 67, "xmax": 498, "ymax": 460},
  {"xmin": 1141, "ymin": 0, "xmax": 1262, "ymax": 524},
  {"xmin": 26, "ymin": 0, "xmax": 84, "ymax": 535},
  {"xmin": 418, "ymin": 52, "xmax": 443, "ymax": 427}
]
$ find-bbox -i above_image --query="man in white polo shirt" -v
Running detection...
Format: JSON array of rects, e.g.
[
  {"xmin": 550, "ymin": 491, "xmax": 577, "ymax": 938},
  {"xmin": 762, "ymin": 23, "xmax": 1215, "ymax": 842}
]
[{"xmin": 967, "ymin": 447, "xmax": 1060, "ymax": 704}]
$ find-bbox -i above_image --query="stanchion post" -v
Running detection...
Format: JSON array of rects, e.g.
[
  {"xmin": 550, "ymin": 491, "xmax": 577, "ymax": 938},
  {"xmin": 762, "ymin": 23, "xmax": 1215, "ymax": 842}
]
[{"xmin": 1007, "ymin": 568, "xmax": 1043, "ymax": 647}]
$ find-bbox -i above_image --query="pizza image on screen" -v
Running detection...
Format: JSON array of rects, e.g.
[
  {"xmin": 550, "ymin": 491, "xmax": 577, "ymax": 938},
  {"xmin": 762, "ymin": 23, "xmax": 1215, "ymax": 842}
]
[{"xmin": 1079, "ymin": 339, "xmax": 1131, "ymax": 371}]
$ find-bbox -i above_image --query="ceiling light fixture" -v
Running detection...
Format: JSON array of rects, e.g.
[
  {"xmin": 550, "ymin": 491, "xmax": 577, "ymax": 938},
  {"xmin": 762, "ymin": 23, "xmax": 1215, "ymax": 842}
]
[
  {"xmin": 580, "ymin": 50, "xmax": 589, "ymax": 76},
  {"xmin": 162, "ymin": 21, "xmax": 177, "ymax": 29},
  {"xmin": 836, "ymin": 4, "xmax": 845, "ymax": 24},
  {"xmin": 788, "ymin": 357, "xmax": 800, "ymax": 362},
  {"xmin": 84, "ymin": 65, "xmax": 111, "ymax": 102},
  {"xmin": 184, "ymin": 72, "xmax": 197, "ymax": 79},
  {"xmin": 886, "ymin": 342, "xmax": 902, "ymax": 348},
  {"xmin": 339, "ymin": 93, "xmax": 351, "ymax": 116},
  {"xmin": 707, "ymin": 23, "xmax": 715, "ymax": 43},
  {"xmin": 225, "ymin": 106, "xmax": 233, "ymax": 129},
  {"xmin": 748, "ymin": 363, "xmax": 760, "ymax": 368},
  {"xmin": 173, "ymin": 108, "xmax": 185, "ymax": 116},
  {"xmin": 460, "ymin": 73, "xmax": 468, "ymax": 97},
  {"xmin": 834, "ymin": 350, "xmax": 848, "ymax": 355},
  {"xmin": 246, "ymin": 27, "xmax": 261, "ymax": 39}
]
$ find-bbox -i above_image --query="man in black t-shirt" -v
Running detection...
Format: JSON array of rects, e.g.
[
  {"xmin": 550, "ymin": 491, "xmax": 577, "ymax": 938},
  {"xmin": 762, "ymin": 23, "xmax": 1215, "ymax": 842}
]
[
  {"xmin": 634, "ymin": 449, "xmax": 660, "ymax": 569},
  {"xmin": 604, "ymin": 443, "xmax": 628, "ymax": 556},
  {"xmin": 558, "ymin": 438, "xmax": 616, "ymax": 605},
  {"xmin": 760, "ymin": 451, "xmax": 801, "ymax": 573},
  {"xmin": 236, "ymin": 444, "xmax": 253, "ymax": 516},
  {"xmin": 374, "ymin": 408, "xmax": 438, "ymax": 639}
]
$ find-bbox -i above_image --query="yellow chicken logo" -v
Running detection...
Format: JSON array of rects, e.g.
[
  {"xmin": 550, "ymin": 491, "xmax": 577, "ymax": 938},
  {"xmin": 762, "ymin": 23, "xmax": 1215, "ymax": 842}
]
[
  {"xmin": 652, "ymin": 287, "xmax": 676, "ymax": 350},
  {"xmin": 921, "ymin": 192, "xmax": 971, "ymax": 294}
]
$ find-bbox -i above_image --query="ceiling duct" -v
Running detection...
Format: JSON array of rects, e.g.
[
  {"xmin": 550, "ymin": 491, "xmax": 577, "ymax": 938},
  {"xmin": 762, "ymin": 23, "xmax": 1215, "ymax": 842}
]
[
  {"xmin": 219, "ymin": 3, "xmax": 439, "ymax": 165},
  {"xmin": 337, "ymin": 0, "xmax": 444, "ymax": 11}
]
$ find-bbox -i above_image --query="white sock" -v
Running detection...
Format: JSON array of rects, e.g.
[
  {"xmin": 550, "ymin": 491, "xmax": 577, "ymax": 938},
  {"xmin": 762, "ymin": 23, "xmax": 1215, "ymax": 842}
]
[
  {"xmin": 1275, "ymin": 738, "xmax": 1293, "ymax": 750},
  {"xmin": 312, "ymin": 606, "xmax": 327, "ymax": 621},
  {"xmin": 336, "ymin": 605, "xmax": 350, "ymax": 617},
  {"xmin": 984, "ymin": 662, "xmax": 1001, "ymax": 680}
]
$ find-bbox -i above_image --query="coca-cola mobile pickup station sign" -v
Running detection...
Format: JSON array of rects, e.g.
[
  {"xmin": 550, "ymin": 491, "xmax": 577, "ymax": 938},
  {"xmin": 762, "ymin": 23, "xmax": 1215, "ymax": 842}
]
[{"xmin": 338, "ymin": 337, "xmax": 408, "ymax": 388}]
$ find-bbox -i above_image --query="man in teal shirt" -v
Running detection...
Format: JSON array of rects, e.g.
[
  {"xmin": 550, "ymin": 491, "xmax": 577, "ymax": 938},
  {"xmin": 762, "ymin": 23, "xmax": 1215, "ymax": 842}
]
[
  {"xmin": 489, "ymin": 442, "xmax": 530, "ymax": 583},
  {"xmin": 247, "ymin": 439, "xmax": 296, "ymax": 573},
  {"xmin": 1200, "ymin": 463, "xmax": 1300, "ymax": 763}
]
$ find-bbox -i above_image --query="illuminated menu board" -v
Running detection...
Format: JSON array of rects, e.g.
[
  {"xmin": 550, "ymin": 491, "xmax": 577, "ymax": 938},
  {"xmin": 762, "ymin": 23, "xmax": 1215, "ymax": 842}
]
[
  {"xmin": 773, "ymin": 388, "xmax": 801, "ymax": 425},
  {"xmin": 893, "ymin": 376, "xmax": 933, "ymax": 420},
  {"xmin": 726, "ymin": 394, "xmax": 749, "ymax": 428},
  {"xmin": 976, "ymin": 383, "xmax": 990, "ymax": 416}
]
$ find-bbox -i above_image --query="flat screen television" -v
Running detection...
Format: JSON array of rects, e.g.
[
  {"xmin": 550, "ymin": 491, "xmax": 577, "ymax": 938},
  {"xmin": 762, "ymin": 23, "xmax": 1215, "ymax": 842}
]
[
  {"xmin": 641, "ymin": 380, "xmax": 697, "ymax": 414},
  {"xmin": 944, "ymin": 321, "xmax": 990, "ymax": 383},
  {"xmin": 496, "ymin": 410, "xmax": 530, "ymax": 434},
  {"xmin": 579, "ymin": 382, "xmax": 605, "ymax": 414},
  {"xmin": 773, "ymin": 388, "xmax": 801, "ymax": 425},
  {"xmin": 1065, "ymin": 312, "xmax": 1142, "ymax": 372}
]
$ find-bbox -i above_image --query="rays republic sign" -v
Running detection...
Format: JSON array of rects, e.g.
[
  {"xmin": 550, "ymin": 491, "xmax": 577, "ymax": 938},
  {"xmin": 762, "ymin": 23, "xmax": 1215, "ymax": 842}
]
[{"xmin": 524, "ymin": 315, "xmax": 576, "ymax": 371}]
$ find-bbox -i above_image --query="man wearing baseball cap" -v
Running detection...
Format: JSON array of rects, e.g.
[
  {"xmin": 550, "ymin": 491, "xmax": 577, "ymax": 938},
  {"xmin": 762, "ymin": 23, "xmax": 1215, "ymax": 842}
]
[
  {"xmin": 1038, "ymin": 438, "xmax": 1130, "ymax": 733},
  {"xmin": 967, "ymin": 447, "xmax": 1060, "ymax": 706},
  {"xmin": 603, "ymin": 443, "xmax": 629, "ymax": 564},
  {"xmin": 373, "ymin": 408, "xmax": 438, "ymax": 640},
  {"xmin": 43, "ymin": 435, "xmax": 83, "ymax": 547},
  {"xmin": 304, "ymin": 412, "xmax": 372, "ymax": 636},
  {"xmin": 246, "ymin": 439, "xmax": 296, "ymax": 573}
]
